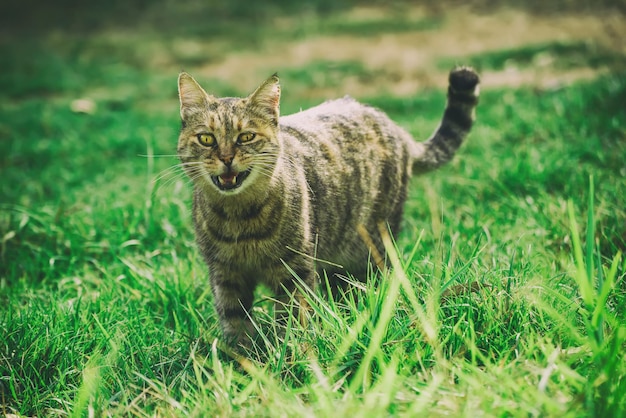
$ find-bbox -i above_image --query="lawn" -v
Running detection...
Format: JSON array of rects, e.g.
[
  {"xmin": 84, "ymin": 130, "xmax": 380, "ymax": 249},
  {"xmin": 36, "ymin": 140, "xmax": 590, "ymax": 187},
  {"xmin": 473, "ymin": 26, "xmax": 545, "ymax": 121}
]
[{"xmin": 1, "ymin": 1, "xmax": 625, "ymax": 417}]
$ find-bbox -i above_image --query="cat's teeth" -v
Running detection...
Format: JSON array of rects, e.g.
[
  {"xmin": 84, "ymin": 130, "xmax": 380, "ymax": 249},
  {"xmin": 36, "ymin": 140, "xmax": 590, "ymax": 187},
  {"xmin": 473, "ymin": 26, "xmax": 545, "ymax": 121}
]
[{"xmin": 217, "ymin": 174, "xmax": 237, "ymax": 185}]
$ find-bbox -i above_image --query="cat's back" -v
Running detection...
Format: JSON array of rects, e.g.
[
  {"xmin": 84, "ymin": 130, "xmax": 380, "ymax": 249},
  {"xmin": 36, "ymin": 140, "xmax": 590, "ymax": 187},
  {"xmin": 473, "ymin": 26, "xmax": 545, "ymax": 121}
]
[
  {"xmin": 279, "ymin": 96, "xmax": 414, "ymax": 161},
  {"xmin": 276, "ymin": 96, "xmax": 414, "ymax": 269},
  {"xmin": 280, "ymin": 96, "xmax": 403, "ymax": 137},
  {"xmin": 281, "ymin": 95, "xmax": 366, "ymax": 123}
]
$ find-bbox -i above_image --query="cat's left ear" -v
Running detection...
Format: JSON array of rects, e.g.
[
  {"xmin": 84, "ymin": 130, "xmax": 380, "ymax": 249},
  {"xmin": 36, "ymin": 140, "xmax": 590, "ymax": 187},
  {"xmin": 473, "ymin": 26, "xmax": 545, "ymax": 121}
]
[
  {"xmin": 248, "ymin": 73, "xmax": 280, "ymax": 123},
  {"xmin": 178, "ymin": 72, "xmax": 213, "ymax": 120}
]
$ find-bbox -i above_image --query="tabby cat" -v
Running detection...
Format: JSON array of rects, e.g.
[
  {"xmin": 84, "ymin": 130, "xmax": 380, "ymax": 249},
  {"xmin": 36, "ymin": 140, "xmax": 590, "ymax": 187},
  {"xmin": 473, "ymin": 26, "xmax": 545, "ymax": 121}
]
[{"xmin": 177, "ymin": 67, "xmax": 479, "ymax": 345}]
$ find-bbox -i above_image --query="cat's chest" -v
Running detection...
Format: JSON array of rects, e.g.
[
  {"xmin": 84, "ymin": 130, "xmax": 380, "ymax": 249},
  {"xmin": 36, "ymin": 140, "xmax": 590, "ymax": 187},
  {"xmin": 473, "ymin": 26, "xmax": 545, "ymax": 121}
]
[
  {"xmin": 194, "ymin": 195, "xmax": 281, "ymax": 237},
  {"xmin": 192, "ymin": 191, "xmax": 301, "ymax": 263},
  {"xmin": 194, "ymin": 210, "xmax": 276, "ymax": 264}
]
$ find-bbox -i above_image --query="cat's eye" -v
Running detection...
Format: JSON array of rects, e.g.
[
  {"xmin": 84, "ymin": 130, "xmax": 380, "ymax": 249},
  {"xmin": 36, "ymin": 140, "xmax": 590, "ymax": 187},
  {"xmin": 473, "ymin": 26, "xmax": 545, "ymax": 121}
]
[
  {"xmin": 237, "ymin": 132, "xmax": 256, "ymax": 144},
  {"xmin": 197, "ymin": 133, "xmax": 216, "ymax": 147}
]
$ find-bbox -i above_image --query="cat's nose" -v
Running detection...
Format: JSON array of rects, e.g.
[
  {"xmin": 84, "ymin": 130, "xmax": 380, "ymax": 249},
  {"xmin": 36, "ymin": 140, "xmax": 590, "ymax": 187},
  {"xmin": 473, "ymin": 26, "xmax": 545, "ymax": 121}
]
[{"xmin": 219, "ymin": 155, "xmax": 233, "ymax": 167}]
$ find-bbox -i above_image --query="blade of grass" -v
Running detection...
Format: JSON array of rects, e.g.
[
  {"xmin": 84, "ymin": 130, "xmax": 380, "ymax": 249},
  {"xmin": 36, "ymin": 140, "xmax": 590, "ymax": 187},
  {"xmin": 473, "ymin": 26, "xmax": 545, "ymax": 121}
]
[
  {"xmin": 591, "ymin": 251, "xmax": 621, "ymax": 330},
  {"xmin": 585, "ymin": 175, "xmax": 595, "ymax": 301},
  {"xmin": 379, "ymin": 223, "xmax": 438, "ymax": 344},
  {"xmin": 567, "ymin": 200, "xmax": 593, "ymax": 309}
]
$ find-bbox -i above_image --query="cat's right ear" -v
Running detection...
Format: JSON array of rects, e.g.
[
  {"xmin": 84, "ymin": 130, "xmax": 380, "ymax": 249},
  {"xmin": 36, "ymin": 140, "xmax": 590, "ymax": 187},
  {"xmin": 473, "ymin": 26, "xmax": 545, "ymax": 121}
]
[
  {"xmin": 178, "ymin": 72, "xmax": 212, "ymax": 120},
  {"xmin": 248, "ymin": 73, "xmax": 281, "ymax": 123}
]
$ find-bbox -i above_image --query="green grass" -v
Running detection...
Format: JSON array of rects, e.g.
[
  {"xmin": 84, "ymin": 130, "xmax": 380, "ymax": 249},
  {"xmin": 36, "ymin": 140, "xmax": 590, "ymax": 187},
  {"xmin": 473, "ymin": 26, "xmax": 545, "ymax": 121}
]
[
  {"xmin": 280, "ymin": 60, "xmax": 380, "ymax": 90},
  {"xmin": 438, "ymin": 41, "xmax": 626, "ymax": 73},
  {"xmin": 2, "ymin": 6, "xmax": 626, "ymax": 417}
]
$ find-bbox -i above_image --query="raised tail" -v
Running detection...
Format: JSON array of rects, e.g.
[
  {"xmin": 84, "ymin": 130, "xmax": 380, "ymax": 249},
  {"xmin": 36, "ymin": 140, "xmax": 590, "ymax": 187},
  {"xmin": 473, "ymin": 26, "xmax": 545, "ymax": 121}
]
[{"xmin": 411, "ymin": 66, "xmax": 480, "ymax": 174}]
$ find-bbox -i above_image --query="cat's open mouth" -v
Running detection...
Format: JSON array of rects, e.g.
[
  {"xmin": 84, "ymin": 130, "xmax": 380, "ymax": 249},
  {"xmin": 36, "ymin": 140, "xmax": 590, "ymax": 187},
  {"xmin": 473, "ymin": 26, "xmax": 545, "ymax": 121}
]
[{"xmin": 211, "ymin": 169, "xmax": 252, "ymax": 191}]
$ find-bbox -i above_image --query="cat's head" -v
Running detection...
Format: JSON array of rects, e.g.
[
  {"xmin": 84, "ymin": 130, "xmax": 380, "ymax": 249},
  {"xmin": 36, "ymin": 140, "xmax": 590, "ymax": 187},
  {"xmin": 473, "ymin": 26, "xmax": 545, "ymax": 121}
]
[{"xmin": 177, "ymin": 73, "xmax": 281, "ymax": 195}]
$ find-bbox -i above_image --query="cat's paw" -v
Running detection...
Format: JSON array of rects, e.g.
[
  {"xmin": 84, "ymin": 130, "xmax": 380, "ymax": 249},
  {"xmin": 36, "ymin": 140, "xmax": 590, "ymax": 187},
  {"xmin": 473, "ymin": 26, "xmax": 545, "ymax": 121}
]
[{"xmin": 449, "ymin": 66, "xmax": 480, "ymax": 93}]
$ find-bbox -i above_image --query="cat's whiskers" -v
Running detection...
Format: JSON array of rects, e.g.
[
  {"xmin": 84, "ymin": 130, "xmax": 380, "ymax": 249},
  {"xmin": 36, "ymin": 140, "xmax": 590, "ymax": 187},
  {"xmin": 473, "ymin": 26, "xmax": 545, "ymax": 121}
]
[
  {"xmin": 153, "ymin": 161, "xmax": 204, "ymax": 190},
  {"xmin": 187, "ymin": 171, "xmax": 209, "ymax": 186},
  {"xmin": 250, "ymin": 158, "xmax": 279, "ymax": 181},
  {"xmin": 251, "ymin": 167, "xmax": 275, "ymax": 181},
  {"xmin": 263, "ymin": 151, "xmax": 297, "ymax": 166},
  {"xmin": 138, "ymin": 153, "xmax": 190, "ymax": 158},
  {"xmin": 138, "ymin": 153, "xmax": 197, "ymax": 189},
  {"xmin": 154, "ymin": 161, "xmax": 201, "ymax": 182},
  {"xmin": 180, "ymin": 166, "xmax": 216, "ymax": 189},
  {"xmin": 252, "ymin": 154, "xmax": 282, "ymax": 167}
]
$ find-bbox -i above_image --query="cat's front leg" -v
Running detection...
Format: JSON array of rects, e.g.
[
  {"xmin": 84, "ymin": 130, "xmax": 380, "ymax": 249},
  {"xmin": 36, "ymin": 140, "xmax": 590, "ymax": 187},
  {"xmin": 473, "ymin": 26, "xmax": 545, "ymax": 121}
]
[
  {"xmin": 273, "ymin": 263, "xmax": 315, "ymax": 331},
  {"xmin": 210, "ymin": 270, "xmax": 256, "ymax": 346}
]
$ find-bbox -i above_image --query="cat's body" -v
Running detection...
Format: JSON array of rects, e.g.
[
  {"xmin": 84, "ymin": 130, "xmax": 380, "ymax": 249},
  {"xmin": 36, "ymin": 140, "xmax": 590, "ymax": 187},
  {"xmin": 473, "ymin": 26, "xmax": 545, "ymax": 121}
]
[{"xmin": 177, "ymin": 67, "xmax": 479, "ymax": 343}]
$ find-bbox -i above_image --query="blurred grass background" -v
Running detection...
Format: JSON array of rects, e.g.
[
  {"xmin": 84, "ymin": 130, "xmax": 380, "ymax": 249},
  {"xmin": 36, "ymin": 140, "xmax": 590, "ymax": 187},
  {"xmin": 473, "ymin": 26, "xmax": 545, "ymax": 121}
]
[
  {"xmin": 2, "ymin": 0, "xmax": 625, "ymax": 35},
  {"xmin": 1, "ymin": 0, "xmax": 625, "ymax": 416}
]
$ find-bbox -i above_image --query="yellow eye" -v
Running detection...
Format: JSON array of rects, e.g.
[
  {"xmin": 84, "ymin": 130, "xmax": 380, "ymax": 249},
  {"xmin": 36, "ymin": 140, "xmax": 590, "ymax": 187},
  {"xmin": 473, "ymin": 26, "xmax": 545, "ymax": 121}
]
[
  {"xmin": 196, "ymin": 133, "xmax": 216, "ymax": 147},
  {"xmin": 237, "ymin": 132, "xmax": 256, "ymax": 144}
]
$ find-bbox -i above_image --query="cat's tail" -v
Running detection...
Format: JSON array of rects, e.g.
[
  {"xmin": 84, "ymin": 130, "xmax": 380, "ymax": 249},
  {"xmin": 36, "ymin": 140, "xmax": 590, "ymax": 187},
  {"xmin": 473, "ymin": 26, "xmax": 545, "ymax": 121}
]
[{"xmin": 410, "ymin": 66, "xmax": 480, "ymax": 174}]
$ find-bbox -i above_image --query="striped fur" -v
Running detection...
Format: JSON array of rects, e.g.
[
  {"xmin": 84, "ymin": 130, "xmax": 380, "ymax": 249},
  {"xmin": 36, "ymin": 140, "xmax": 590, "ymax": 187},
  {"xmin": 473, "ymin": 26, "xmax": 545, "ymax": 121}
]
[{"xmin": 177, "ymin": 67, "xmax": 479, "ymax": 345}]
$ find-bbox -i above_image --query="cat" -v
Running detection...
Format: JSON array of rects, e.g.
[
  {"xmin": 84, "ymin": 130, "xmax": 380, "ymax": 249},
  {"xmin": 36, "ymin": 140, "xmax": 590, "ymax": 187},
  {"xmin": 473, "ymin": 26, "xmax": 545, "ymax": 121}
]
[{"xmin": 176, "ymin": 66, "xmax": 479, "ymax": 345}]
